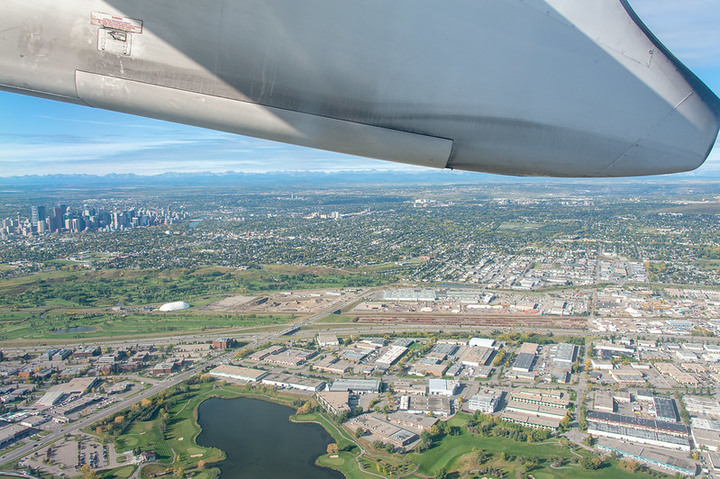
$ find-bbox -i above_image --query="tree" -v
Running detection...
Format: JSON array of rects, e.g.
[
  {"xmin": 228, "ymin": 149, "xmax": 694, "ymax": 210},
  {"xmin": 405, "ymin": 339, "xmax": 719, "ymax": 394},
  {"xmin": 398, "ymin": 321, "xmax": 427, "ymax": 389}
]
[
  {"xmin": 327, "ymin": 443, "xmax": 339, "ymax": 455},
  {"xmin": 581, "ymin": 456, "xmax": 604, "ymax": 470},
  {"xmin": 79, "ymin": 465, "xmax": 99, "ymax": 479},
  {"xmin": 355, "ymin": 427, "xmax": 364, "ymax": 438},
  {"xmin": 434, "ymin": 467, "xmax": 448, "ymax": 479},
  {"xmin": 620, "ymin": 460, "xmax": 641, "ymax": 473}
]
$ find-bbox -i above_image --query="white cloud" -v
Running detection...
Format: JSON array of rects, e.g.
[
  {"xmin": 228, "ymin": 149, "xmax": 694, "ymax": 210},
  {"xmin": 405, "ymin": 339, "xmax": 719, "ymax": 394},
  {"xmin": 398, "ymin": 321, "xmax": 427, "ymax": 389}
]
[{"xmin": 629, "ymin": 0, "xmax": 720, "ymax": 68}]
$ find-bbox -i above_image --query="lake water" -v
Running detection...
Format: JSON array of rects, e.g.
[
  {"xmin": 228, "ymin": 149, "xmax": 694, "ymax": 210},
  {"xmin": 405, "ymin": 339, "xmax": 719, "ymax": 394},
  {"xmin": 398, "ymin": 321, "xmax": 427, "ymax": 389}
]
[
  {"xmin": 196, "ymin": 397, "xmax": 344, "ymax": 479},
  {"xmin": 53, "ymin": 326, "xmax": 96, "ymax": 334}
]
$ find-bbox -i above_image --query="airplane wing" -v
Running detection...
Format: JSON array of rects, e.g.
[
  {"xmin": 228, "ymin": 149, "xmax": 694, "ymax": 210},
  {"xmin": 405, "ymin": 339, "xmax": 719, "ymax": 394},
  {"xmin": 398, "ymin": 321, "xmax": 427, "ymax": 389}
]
[{"xmin": 0, "ymin": 0, "xmax": 718, "ymax": 177}]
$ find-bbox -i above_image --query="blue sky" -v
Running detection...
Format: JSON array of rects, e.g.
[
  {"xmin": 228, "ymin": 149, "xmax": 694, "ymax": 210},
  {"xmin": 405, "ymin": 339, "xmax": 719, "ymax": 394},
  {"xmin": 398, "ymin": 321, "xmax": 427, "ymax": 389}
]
[{"xmin": 0, "ymin": 0, "xmax": 718, "ymax": 177}]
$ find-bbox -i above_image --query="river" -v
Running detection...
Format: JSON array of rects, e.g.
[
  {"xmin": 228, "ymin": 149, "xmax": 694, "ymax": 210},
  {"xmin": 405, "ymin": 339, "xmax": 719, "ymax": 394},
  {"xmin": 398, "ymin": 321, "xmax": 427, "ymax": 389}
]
[{"xmin": 196, "ymin": 397, "xmax": 344, "ymax": 479}]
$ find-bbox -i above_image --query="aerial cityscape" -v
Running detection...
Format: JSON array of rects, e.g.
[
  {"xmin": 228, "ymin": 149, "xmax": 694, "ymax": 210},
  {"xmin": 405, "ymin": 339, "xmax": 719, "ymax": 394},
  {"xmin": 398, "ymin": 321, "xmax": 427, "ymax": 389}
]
[
  {"xmin": 0, "ymin": 0, "xmax": 719, "ymax": 477},
  {"xmin": 0, "ymin": 175, "xmax": 719, "ymax": 478}
]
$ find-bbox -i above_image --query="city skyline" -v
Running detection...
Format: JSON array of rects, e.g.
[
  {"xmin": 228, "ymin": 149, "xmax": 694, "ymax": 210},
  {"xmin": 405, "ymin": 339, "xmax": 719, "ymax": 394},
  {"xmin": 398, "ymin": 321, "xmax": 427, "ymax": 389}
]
[{"xmin": 0, "ymin": 0, "xmax": 719, "ymax": 177}]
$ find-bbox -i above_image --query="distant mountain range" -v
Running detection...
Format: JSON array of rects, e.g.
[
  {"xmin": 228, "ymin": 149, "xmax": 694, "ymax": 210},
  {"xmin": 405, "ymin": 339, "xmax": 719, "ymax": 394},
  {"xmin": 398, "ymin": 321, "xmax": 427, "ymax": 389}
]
[{"xmin": 0, "ymin": 169, "xmax": 719, "ymax": 189}]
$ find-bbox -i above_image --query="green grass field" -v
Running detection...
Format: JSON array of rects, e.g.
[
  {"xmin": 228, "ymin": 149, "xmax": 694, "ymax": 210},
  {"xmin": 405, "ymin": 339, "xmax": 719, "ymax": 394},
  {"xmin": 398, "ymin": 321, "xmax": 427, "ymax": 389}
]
[
  {"xmin": 0, "ymin": 265, "xmax": 391, "ymax": 342},
  {"xmin": 99, "ymin": 465, "xmax": 137, "ymax": 479},
  {"xmin": 0, "ymin": 310, "xmax": 295, "ymax": 342}
]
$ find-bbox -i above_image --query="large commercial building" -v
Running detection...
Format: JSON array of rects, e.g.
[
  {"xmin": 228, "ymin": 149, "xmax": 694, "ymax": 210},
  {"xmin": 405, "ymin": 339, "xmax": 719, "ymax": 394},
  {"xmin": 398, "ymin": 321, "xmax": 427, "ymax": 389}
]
[
  {"xmin": 261, "ymin": 373, "xmax": 325, "ymax": 392},
  {"xmin": 587, "ymin": 410, "xmax": 692, "ymax": 451},
  {"xmin": 382, "ymin": 289, "xmax": 436, "ymax": 302},
  {"xmin": 208, "ymin": 365, "xmax": 268, "ymax": 382}
]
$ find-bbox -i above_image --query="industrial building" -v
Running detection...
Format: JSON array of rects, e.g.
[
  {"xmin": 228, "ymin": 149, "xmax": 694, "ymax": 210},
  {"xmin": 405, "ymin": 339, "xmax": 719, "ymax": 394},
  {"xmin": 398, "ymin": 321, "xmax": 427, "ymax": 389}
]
[
  {"xmin": 511, "ymin": 353, "xmax": 536, "ymax": 373},
  {"xmin": 35, "ymin": 388, "xmax": 68, "ymax": 408},
  {"xmin": 458, "ymin": 346, "xmax": 494, "ymax": 368},
  {"xmin": 312, "ymin": 356, "xmax": 353, "ymax": 375},
  {"xmin": 316, "ymin": 333, "xmax": 339, "ymax": 348},
  {"xmin": 468, "ymin": 337, "xmax": 496, "ymax": 349},
  {"xmin": 261, "ymin": 373, "xmax": 325, "ymax": 392},
  {"xmin": 375, "ymin": 346, "xmax": 408, "ymax": 366},
  {"xmin": 691, "ymin": 418, "xmax": 720, "ymax": 451},
  {"xmin": 392, "ymin": 381, "xmax": 427, "ymax": 396},
  {"xmin": 248, "ymin": 345, "xmax": 286, "ymax": 361},
  {"xmin": 382, "ymin": 289, "xmax": 436, "ymax": 302},
  {"xmin": 683, "ymin": 396, "xmax": 720, "ymax": 417},
  {"xmin": 328, "ymin": 378, "xmax": 381, "ymax": 394},
  {"xmin": 553, "ymin": 343, "xmax": 578, "ymax": 365},
  {"xmin": 408, "ymin": 362, "xmax": 448, "ymax": 378},
  {"xmin": 399, "ymin": 395, "xmax": 452, "ymax": 416},
  {"xmin": 653, "ymin": 397, "xmax": 679, "ymax": 422},
  {"xmin": 62, "ymin": 377, "xmax": 101, "ymax": 394},
  {"xmin": 593, "ymin": 342, "xmax": 635, "ymax": 359},
  {"xmin": 428, "ymin": 379, "xmax": 459, "ymax": 396},
  {"xmin": 593, "ymin": 390, "xmax": 615, "ymax": 413},
  {"xmin": 208, "ymin": 365, "xmax": 268, "ymax": 382},
  {"xmin": 262, "ymin": 349, "xmax": 316, "ymax": 366},
  {"xmin": 586, "ymin": 410, "xmax": 692, "ymax": 451},
  {"xmin": 653, "ymin": 362, "xmax": 699, "ymax": 386}
]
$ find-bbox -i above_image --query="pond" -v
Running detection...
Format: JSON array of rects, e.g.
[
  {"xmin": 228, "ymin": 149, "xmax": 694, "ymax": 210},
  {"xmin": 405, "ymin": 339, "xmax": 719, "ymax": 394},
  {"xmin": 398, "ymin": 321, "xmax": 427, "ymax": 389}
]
[{"xmin": 196, "ymin": 397, "xmax": 344, "ymax": 479}]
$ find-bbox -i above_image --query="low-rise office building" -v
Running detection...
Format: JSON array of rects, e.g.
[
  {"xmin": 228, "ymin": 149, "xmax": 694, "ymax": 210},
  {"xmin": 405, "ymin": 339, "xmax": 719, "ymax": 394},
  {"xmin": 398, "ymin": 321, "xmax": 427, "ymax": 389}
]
[
  {"xmin": 315, "ymin": 390, "xmax": 351, "ymax": 416},
  {"xmin": 468, "ymin": 392, "xmax": 502, "ymax": 414}
]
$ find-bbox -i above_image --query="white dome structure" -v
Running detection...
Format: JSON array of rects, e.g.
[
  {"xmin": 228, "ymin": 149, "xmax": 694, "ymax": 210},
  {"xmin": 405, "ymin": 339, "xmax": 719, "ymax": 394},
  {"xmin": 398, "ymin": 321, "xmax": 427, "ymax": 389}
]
[{"xmin": 158, "ymin": 301, "xmax": 190, "ymax": 312}]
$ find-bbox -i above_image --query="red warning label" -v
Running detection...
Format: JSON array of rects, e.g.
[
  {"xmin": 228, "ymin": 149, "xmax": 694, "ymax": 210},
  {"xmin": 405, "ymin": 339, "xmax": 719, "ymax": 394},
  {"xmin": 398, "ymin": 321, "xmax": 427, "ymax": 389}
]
[{"xmin": 91, "ymin": 12, "xmax": 143, "ymax": 33}]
